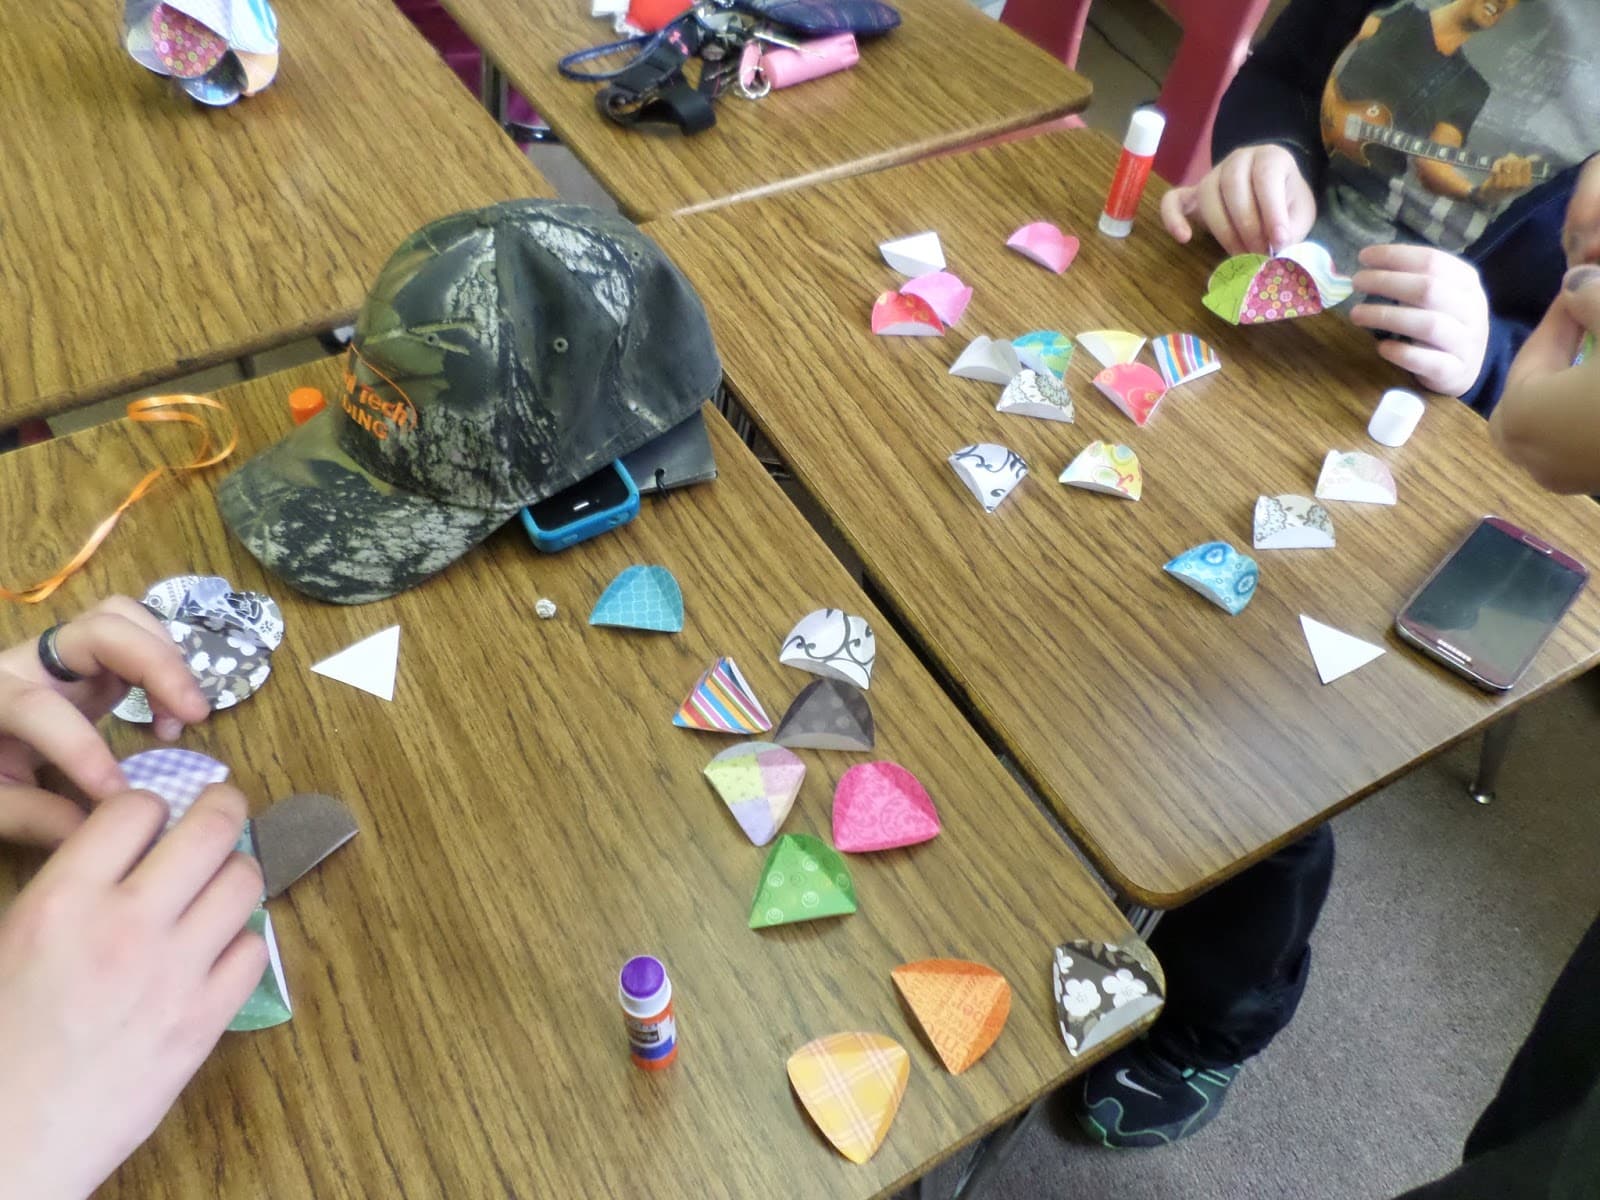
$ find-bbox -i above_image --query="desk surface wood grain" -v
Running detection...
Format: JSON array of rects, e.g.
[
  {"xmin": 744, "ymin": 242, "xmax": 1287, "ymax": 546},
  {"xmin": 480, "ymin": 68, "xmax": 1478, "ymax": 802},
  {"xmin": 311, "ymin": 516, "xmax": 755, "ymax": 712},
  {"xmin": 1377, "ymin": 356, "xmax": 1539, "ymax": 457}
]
[
  {"xmin": 0, "ymin": 0, "xmax": 550, "ymax": 425},
  {"xmin": 0, "ymin": 359, "xmax": 1141, "ymax": 1198},
  {"xmin": 441, "ymin": 0, "xmax": 1089, "ymax": 221},
  {"xmin": 647, "ymin": 130, "xmax": 1600, "ymax": 907}
]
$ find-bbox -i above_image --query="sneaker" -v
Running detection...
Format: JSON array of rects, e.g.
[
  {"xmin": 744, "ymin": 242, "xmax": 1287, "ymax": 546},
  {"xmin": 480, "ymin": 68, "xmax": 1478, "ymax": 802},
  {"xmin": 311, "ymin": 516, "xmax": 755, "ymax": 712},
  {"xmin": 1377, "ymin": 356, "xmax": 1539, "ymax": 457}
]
[{"xmin": 1077, "ymin": 1043, "xmax": 1241, "ymax": 1149}]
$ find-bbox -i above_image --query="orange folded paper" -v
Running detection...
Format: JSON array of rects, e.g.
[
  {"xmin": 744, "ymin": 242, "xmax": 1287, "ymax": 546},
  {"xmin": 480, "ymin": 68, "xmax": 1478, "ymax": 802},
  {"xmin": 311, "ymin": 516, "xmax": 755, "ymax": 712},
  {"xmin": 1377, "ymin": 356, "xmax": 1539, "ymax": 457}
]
[
  {"xmin": 787, "ymin": 1033, "xmax": 909, "ymax": 1164},
  {"xmin": 891, "ymin": 959, "xmax": 1011, "ymax": 1074}
]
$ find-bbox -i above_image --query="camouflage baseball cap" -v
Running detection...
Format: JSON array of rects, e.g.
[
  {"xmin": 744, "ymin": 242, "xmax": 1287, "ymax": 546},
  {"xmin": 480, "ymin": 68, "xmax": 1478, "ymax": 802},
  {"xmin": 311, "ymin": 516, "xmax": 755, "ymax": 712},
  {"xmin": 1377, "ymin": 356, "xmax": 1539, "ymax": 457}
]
[{"xmin": 218, "ymin": 200, "xmax": 721, "ymax": 604}]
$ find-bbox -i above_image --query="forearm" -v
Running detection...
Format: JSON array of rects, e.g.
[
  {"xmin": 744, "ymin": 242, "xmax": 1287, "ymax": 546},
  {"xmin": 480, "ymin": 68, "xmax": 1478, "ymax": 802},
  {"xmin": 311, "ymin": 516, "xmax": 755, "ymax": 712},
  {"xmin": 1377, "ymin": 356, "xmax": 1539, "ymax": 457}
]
[{"xmin": 1490, "ymin": 364, "xmax": 1600, "ymax": 493}]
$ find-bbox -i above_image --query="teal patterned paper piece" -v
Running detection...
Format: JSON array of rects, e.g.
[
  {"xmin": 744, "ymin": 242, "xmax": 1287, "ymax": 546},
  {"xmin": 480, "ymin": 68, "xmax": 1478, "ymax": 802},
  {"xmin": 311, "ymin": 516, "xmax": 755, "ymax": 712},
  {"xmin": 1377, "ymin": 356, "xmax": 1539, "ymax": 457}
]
[
  {"xmin": 229, "ymin": 908, "xmax": 292, "ymax": 1032},
  {"xmin": 1011, "ymin": 331, "xmax": 1074, "ymax": 380},
  {"xmin": 590, "ymin": 565, "xmax": 684, "ymax": 633},
  {"xmin": 1164, "ymin": 542, "xmax": 1259, "ymax": 615}
]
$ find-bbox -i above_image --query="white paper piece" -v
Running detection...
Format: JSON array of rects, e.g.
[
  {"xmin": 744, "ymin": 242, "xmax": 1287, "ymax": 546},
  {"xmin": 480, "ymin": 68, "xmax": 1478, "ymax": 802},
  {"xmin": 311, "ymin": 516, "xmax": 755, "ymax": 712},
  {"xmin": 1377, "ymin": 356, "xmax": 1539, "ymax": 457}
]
[
  {"xmin": 780, "ymin": 609, "xmax": 876, "ymax": 690},
  {"xmin": 1253, "ymin": 495, "xmax": 1335, "ymax": 550},
  {"xmin": 311, "ymin": 626, "xmax": 400, "ymax": 701},
  {"xmin": 1300, "ymin": 616, "xmax": 1385, "ymax": 684},
  {"xmin": 949, "ymin": 336, "xmax": 1022, "ymax": 384},
  {"xmin": 996, "ymin": 369, "xmax": 1074, "ymax": 422},
  {"xmin": 1315, "ymin": 450, "xmax": 1397, "ymax": 506},
  {"xmin": 949, "ymin": 444, "xmax": 1027, "ymax": 513},
  {"xmin": 1076, "ymin": 330, "xmax": 1146, "ymax": 369},
  {"xmin": 879, "ymin": 232, "xmax": 945, "ymax": 277}
]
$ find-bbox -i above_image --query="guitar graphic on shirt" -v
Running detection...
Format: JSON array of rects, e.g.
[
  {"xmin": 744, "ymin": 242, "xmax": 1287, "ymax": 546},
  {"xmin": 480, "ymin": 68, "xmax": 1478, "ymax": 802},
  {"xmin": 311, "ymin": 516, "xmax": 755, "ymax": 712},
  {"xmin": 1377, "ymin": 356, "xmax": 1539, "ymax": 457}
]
[{"xmin": 1322, "ymin": 93, "xmax": 1551, "ymax": 182}]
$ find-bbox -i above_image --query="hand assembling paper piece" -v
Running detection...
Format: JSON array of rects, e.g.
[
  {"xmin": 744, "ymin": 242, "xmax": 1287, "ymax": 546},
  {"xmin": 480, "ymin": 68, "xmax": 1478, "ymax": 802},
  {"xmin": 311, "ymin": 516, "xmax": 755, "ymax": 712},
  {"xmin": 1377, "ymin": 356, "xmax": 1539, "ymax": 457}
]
[
  {"xmin": 1253, "ymin": 495, "xmax": 1335, "ymax": 550},
  {"xmin": 704, "ymin": 742, "xmax": 805, "ymax": 845},
  {"xmin": 833, "ymin": 761, "xmax": 940, "ymax": 852},
  {"xmin": 1052, "ymin": 940, "xmax": 1165, "ymax": 1057},
  {"xmin": 949, "ymin": 444, "xmax": 1027, "ymax": 513},
  {"xmin": 900, "ymin": 271, "xmax": 972, "ymax": 326},
  {"xmin": 780, "ymin": 609, "xmax": 876, "ymax": 689},
  {"xmin": 1164, "ymin": 542, "xmax": 1259, "ymax": 615},
  {"xmin": 774, "ymin": 679, "xmax": 875, "ymax": 751},
  {"xmin": 878, "ymin": 232, "xmax": 945, "ymax": 277},
  {"xmin": 1093, "ymin": 363, "xmax": 1168, "ymax": 427},
  {"xmin": 1203, "ymin": 241, "xmax": 1352, "ymax": 325},
  {"xmin": 121, "ymin": 748, "xmax": 231, "ymax": 830},
  {"xmin": 590, "ymin": 564, "xmax": 684, "ymax": 632},
  {"xmin": 229, "ymin": 908, "xmax": 292, "ymax": 1031},
  {"xmin": 675, "ymin": 658, "xmax": 772, "ymax": 733},
  {"xmin": 1077, "ymin": 330, "xmax": 1146, "ymax": 369},
  {"xmin": 871, "ymin": 290, "xmax": 944, "ymax": 337},
  {"xmin": 1006, "ymin": 222, "xmax": 1079, "ymax": 274},
  {"xmin": 1012, "ymin": 331, "xmax": 1074, "ymax": 379},
  {"xmin": 788, "ymin": 1033, "xmax": 909, "ymax": 1163},
  {"xmin": 1059, "ymin": 441, "xmax": 1142, "ymax": 501},
  {"xmin": 997, "ymin": 369, "xmax": 1075, "ymax": 423},
  {"xmin": 891, "ymin": 959, "xmax": 1011, "ymax": 1074},
  {"xmin": 949, "ymin": 335, "xmax": 1022, "ymax": 384},
  {"xmin": 749, "ymin": 834, "xmax": 857, "ymax": 928},
  {"xmin": 124, "ymin": 0, "xmax": 280, "ymax": 105},
  {"xmin": 1315, "ymin": 450, "xmax": 1397, "ymax": 505},
  {"xmin": 1150, "ymin": 333, "xmax": 1221, "ymax": 388}
]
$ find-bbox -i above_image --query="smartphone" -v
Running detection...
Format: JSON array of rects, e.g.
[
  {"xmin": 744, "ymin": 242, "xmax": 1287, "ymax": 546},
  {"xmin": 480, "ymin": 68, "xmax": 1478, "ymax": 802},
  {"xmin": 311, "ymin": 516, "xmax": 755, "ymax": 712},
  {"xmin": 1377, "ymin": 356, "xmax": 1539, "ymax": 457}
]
[
  {"xmin": 519, "ymin": 460, "xmax": 640, "ymax": 553},
  {"xmin": 1395, "ymin": 516, "xmax": 1588, "ymax": 691}
]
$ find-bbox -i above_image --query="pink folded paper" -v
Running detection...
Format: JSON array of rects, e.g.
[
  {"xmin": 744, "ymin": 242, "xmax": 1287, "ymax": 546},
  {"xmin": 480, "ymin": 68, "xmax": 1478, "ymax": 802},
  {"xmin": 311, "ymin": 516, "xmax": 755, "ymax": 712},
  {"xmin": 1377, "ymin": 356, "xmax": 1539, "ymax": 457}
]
[
  {"xmin": 1007, "ymin": 222, "xmax": 1079, "ymax": 274},
  {"xmin": 1094, "ymin": 363, "xmax": 1168, "ymax": 426},
  {"xmin": 871, "ymin": 290, "xmax": 944, "ymax": 337},
  {"xmin": 833, "ymin": 761, "xmax": 941, "ymax": 852},
  {"xmin": 900, "ymin": 272, "xmax": 972, "ymax": 326}
]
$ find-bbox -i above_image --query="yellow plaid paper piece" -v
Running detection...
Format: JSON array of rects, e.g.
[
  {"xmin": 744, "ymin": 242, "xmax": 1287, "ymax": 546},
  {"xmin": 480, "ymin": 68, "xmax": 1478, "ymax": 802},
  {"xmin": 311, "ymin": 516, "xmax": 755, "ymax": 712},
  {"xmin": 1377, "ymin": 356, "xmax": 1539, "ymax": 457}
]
[{"xmin": 787, "ymin": 1032, "xmax": 910, "ymax": 1164}]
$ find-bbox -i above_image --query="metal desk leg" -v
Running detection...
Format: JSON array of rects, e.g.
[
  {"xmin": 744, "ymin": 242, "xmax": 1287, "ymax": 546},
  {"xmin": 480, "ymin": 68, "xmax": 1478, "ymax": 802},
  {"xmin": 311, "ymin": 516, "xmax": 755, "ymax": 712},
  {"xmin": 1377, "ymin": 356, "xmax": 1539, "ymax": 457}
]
[
  {"xmin": 480, "ymin": 58, "xmax": 507, "ymax": 125},
  {"xmin": 944, "ymin": 1099, "xmax": 1044, "ymax": 1198},
  {"xmin": 1469, "ymin": 712, "xmax": 1521, "ymax": 805}
]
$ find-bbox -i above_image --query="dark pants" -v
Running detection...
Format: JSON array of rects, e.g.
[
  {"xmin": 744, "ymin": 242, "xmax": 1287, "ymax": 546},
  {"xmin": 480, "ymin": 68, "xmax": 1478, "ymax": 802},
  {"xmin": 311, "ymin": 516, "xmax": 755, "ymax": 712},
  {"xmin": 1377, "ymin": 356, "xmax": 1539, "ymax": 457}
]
[
  {"xmin": 1398, "ymin": 911, "xmax": 1600, "ymax": 1199},
  {"xmin": 1144, "ymin": 825, "xmax": 1336, "ymax": 1070}
]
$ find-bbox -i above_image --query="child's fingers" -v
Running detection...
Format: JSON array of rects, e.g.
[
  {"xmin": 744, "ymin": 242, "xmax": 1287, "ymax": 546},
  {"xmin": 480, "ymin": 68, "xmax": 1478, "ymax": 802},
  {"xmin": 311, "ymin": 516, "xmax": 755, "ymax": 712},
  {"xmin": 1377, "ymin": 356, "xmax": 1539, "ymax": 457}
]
[{"xmin": 1160, "ymin": 186, "xmax": 1198, "ymax": 243}]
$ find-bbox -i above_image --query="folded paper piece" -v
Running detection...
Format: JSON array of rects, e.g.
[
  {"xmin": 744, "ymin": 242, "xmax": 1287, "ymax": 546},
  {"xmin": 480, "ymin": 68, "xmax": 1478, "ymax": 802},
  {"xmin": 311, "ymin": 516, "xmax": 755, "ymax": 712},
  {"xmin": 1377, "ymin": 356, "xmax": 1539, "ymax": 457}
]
[
  {"xmin": 1052, "ymin": 940, "xmax": 1164, "ymax": 1057},
  {"xmin": 1093, "ymin": 363, "xmax": 1168, "ymax": 426},
  {"xmin": 750, "ymin": 833, "xmax": 857, "ymax": 928},
  {"xmin": 590, "ymin": 564, "xmax": 684, "ymax": 632},
  {"xmin": 144, "ymin": 574, "xmax": 286, "ymax": 648},
  {"xmin": 252, "ymin": 793, "xmax": 359, "ymax": 899},
  {"xmin": 1012, "ymin": 330, "xmax": 1074, "ymax": 379},
  {"xmin": 1006, "ymin": 222, "xmax": 1079, "ymax": 274},
  {"xmin": 1253, "ymin": 494, "xmax": 1335, "ymax": 550},
  {"xmin": 878, "ymin": 232, "xmax": 945, "ymax": 277},
  {"xmin": 900, "ymin": 271, "xmax": 972, "ymax": 326},
  {"xmin": 788, "ymin": 1033, "xmax": 909, "ymax": 1163},
  {"xmin": 780, "ymin": 609, "xmax": 876, "ymax": 690},
  {"xmin": 675, "ymin": 658, "xmax": 772, "ymax": 733},
  {"xmin": 704, "ymin": 742, "xmax": 805, "ymax": 845},
  {"xmin": 1059, "ymin": 441, "xmax": 1142, "ymax": 501},
  {"xmin": 1077, "ymin": 330, "xmax": 1146, "ymax": 369},
  {"xmin": 124, "ymin": 0, "xmax": 280, "ymax": 106},
  {"xmin": 230, "ymin": 908, "xmax": 292, "ymax": 1031},
  {"xmin": 833, "ymin": 761, "xmax": 940, "ymax": 852},
  {"xmin": 949, "ymin": 444, "xmax": 1027, "ymax": 513},
  {"xmin": 1150, "ymin": 333, "xmax": 1221, "ymax": 388},
  {"xmin": 949, "ymin": 335, "xmax": 1022, "ymax": 384},
  {"xmin": 174, "ymin": 621, "xmax": 272, "ymax": 711},
  {"xmin": 1300, "ymin": 615, "xmax": 1386, "ymax": 684},
  {"xmin": 1203, "ymin": 241, "xmax": 1352, "ymax": 325},
  {"xmin": 1164, "ymin": 542, "xmax": 1259, "ymax": 615},
  {"xmin": 312, "ymin": 625, "xmax": 400, "ymax": 701},
  {"xmin": 1577, "ymin": 331, "xmax": 1596, "ymax": 367},
  {"xmin": 1315, "ymin": 450, "xmax": 1397, "ymax": 505},
  {"xmin": 871, "ymin": 290, "xmax": 943, "ymax": 337},
  {"xmin": 891, "ymin": 959, "xmax": 1011, "ymax": 1074},
  {"xmin": 774, "ymin": 679, "xmax": 875, "ymax": 751},
  {"xmin": 121, "ymin": 748, "xmax": 231, "ymax": 829},
  {"xmin": 997, "ymin": 369, "xmax": 1074, "ymax": 423}
]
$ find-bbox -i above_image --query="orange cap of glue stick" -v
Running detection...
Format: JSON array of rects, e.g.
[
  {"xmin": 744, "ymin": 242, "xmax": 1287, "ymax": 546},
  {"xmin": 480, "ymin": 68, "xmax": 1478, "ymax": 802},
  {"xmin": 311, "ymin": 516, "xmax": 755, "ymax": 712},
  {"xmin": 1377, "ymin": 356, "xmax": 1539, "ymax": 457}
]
[{"xmin": 288, "ymin": 387, "xmax": 326, "ymax": 425}]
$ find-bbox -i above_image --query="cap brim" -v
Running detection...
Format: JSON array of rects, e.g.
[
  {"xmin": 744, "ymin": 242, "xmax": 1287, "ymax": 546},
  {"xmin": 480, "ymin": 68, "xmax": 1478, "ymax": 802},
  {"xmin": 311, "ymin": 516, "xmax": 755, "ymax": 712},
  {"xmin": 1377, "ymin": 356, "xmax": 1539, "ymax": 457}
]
[{"xmin": 217, "ymin": 411, "xmax": 519, "ymax": 604}]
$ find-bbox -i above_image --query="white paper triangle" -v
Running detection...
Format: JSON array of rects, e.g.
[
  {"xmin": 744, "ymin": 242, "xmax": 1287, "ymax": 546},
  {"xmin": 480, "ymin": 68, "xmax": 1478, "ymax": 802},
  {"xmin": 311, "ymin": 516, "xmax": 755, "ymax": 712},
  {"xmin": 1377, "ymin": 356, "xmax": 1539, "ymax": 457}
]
[
  {"xmin": 879, "ymin": 232, "xmax": 945, "ymax": 277},
  {"xmin": 312, "ymin": 625, "xmax": 400, "ymax": 701},
  {"xmin": 1299, "ymin": 616, "xmax": 1384, "ymax": 684}
]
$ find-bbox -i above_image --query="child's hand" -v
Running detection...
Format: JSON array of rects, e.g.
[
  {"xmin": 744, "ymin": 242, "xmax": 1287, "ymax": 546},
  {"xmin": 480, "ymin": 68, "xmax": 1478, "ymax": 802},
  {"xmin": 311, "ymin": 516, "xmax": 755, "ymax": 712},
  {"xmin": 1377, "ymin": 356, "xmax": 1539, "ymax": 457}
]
[
  {"xmin": 1350, "ymin": 245, "xmax": 1490, "ymax": 398},
  {"xmin": 1160, "ymin": 144, "xmax": 1316, "ymax": 255}
]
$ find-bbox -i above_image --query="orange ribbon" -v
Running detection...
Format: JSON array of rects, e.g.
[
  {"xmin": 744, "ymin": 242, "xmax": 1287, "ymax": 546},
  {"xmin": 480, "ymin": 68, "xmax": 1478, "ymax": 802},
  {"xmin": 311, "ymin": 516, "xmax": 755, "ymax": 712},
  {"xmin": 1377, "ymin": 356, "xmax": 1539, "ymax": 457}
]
[{"xmin": 0, "ymin": 395, "xmax": 238, "ymax": 605}]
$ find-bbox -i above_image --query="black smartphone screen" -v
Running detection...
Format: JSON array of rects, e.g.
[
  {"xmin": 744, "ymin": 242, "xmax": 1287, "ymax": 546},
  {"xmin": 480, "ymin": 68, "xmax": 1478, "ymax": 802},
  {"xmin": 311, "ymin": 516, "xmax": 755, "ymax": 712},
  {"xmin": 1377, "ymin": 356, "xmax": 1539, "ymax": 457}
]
[
  {"xmin": 527, "ymin": 464, "xmax": 632, "ymax": 530},
  {"xmin": 1401, "ymin": 521, "xmax": 1587, "ymax": 681}
]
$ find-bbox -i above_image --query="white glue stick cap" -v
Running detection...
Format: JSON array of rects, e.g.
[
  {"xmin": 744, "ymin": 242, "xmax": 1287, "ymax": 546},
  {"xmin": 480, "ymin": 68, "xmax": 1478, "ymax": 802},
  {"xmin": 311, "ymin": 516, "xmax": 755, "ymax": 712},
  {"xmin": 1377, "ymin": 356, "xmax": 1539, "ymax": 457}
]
[
  {"xmin": 1368, "ymin": 388, "xmax": 1425, "ymax": 447},
  {"xmin": 1125, "ymin": 109, "xmax": 1166, "ymax": 156}
]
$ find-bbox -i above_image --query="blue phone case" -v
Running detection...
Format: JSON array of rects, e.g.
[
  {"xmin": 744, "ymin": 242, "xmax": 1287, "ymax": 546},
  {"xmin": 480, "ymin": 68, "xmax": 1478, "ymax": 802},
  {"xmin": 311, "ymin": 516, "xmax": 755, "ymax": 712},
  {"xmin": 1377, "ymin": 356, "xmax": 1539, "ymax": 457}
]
[{"xmin": 520, "ymin": 462, "xmax": 641, "ymax": 553}]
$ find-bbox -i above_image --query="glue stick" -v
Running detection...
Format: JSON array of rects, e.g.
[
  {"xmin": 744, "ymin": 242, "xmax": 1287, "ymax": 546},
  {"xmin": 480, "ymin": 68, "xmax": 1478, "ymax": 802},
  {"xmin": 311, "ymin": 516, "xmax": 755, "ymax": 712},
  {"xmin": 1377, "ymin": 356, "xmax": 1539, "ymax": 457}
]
[
  {"xmin": 1099, "ymin": 109, "xmax": 1166, "ymax": 239},
  {"xmin": 619, "ymin": 955, "xmax": 677, "ymax": 1070}
]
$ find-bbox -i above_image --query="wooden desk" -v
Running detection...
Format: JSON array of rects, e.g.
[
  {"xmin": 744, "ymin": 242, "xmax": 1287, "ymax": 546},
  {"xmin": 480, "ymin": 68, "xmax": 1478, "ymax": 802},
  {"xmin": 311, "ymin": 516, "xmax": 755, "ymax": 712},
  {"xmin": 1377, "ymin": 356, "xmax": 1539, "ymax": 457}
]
[
  {"xmin": 440, "ymin": 0, "xmax": 1089, "ymax": 221},
  {"xmin": 0, "ymin": 0, "xmax": 550, "ymax": 426},
  {"xmin": 647, "ymin": 130, "xmax": 1600, "ymax": 907},
  {"xmin": 0, "ymin": 359, "xmax": 1143, "ymax": 1197}
]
